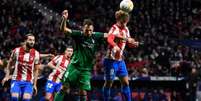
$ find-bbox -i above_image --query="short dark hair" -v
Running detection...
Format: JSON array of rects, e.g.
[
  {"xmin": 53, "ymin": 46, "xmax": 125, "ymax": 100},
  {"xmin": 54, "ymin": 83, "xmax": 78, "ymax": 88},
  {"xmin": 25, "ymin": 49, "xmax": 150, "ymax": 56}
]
[
  {"xmin": 24, "ymin": 33, "xmax": 35, "ymax": 41},
  {"xmin": 66, "ymin": 45, "xmax": 73, "ymax": 49},
  {"xmin": 83, "ymin": 19, "xmax": 93, "ymax": 26}
]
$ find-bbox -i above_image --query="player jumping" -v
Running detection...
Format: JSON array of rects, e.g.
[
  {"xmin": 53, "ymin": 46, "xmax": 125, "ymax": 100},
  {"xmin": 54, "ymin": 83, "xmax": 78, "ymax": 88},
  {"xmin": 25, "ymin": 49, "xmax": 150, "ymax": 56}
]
[
  {"xmin": 54, "ymin": 10, "xmax": 107, "ymax": 101},
  {"xmin": 103, "ymin": 10, "xmax": 139, "ymax": 101}
]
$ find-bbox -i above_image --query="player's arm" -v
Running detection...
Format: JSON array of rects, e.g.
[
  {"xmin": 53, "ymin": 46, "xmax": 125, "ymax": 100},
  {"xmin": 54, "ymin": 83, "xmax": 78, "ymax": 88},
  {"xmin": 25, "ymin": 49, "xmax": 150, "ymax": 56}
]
[
  {"xmin": 126, "ymin": 37, "xmax": 139, "ymax": 48},
  {"xmin": 107, "ymin": 27, "xmax": 121, "ymax": 51},
  {"xmin": 104, "ymin": 33, "xmax": 108, "ymax": 38},
  {"xmin": 47, "ymin": 55, "xmax": 59, "ymax": 69},
  {"xmin": 125, "ymin": 28, "xmax": 139, "ymax": 48},
  {"xmin": 2, "ymin": 57, "xmax": 13, "ymax": 85},
  {"xmin": 33, "ymin": 64, "xmax": 40, "ymax": 95},
  {"xmin": 47, "ymin": 61, "xmax": 58, "ymax": 70},
  {"xmin": 60, "ymin": 10, "xmax": 72, "ymax": 34},
  {"xmin": 47, "ymin": 56, "xmax": 65, "ymax": 71},
  {"xmin": 33, "ymin": 52, "xmax": 40, "ymax": 95},
  {"xmin": 40, "ymin": 54, "xmax": 55, "ymax": 58},
  {"xmin": 2, "ymin": 50, "xmax": 15, "ymax": 85}
]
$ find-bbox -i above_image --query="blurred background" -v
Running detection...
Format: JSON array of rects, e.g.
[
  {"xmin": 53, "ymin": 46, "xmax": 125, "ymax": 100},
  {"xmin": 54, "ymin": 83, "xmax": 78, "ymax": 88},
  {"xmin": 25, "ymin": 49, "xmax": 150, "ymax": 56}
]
[{"xmin": 0, "ymin": 0, "xmax": 201, "ymax": 100}]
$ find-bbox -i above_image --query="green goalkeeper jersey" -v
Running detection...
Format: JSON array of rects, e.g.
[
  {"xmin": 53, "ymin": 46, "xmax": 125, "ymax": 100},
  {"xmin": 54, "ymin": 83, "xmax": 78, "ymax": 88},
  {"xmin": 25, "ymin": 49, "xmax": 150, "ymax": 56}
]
[{"xmin": 68, "ymin": 30, "xmax": 104, "ymax": 70}]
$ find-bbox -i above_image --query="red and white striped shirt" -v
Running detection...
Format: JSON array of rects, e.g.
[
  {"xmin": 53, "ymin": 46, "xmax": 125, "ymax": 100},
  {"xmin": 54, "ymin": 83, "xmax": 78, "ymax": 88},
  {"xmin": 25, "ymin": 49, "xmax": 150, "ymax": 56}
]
[
  {"xmin": 48, "ymin": 55, "xmax": 70, "ymax": 83},
  {"xmin": 11, "ymin": 47, "xmax": 40, "ymax": 83},
  {"xmin": 106, "ymin": 24, "xmax": 130, "ymax": 60}
]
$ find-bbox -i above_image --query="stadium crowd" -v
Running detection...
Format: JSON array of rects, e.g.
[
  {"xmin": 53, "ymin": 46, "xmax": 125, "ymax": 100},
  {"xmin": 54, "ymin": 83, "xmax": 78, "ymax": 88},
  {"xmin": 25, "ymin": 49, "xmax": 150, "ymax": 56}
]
[{"xmin": 0, "ymin": 0, "xmax": 201, "ymax": 100}]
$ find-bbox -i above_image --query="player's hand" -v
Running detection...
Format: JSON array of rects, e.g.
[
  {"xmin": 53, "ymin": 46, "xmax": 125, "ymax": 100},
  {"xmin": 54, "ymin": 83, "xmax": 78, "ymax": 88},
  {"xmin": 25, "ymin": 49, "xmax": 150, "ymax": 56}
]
[
  {"xmin": 113, "ymin": 45, "xmax": 121, "ymax": 52},
  {"xmin": 33, "ymin": 85, "xmax": 38, "ymax": 96},
  {"xmin": 2, "ymin": 76, "xmax": 10, "ymax": 86},
  {"xmin": 62, "ymin": 10, "xmax": 68, "ymax": 19},
  {"xmin": 48, "ymin": 54, "xmax": 55, "ymax": 58},
  {"xmin": 57, "ymin": 66, "xmax": 66, "ymax": 72},
  {"xmin": 127, "ymin": 38, "xmax": 139, "ymax": 47}
]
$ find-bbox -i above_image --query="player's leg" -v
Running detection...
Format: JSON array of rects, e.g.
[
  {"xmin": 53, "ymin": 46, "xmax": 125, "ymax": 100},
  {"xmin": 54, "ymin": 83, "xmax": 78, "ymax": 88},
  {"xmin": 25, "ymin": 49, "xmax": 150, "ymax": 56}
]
[
  {"xmin": 117, "ymin": 60, "xmax": 131, "ymax": 101},
  {"xmin": 78, "ymin": 90, "xmax": 87, "ymax": 101},
  {"xmin": 53, "ymin": 82, "xmax": 63, "ymax": 99},
  {"xmin": 78, "ymin": 70, "xmax": 91, "ymax": 101},
  {"xmin": 45, "ymin": 80, "xmax": 55, "ymax": 101},
  {"xmin": 103, "ymin": 59, "xmax": 117, "ymax": 101},
  {"xmin": 10, "ymin": 80, "xmax": 20, "ymax": 101},
  {"xmin": 54, "ymin": 65, "xmax": 78, "ymax": 101},
  {"xmin": 22, "ymin": 81, "xmax": 33, "ymax": 101}
]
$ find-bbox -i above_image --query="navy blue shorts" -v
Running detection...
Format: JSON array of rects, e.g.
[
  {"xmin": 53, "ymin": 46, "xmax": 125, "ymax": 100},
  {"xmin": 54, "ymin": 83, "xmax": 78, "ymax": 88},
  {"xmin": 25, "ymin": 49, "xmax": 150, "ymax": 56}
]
[
  {"xmin": 45, "ymin": 80, "xmax": 62, "ymax": 93},
  {"xmin": 10, "ymin": 80, "xmax": 33, "ymax": 95},
  {"xmin": 103, "ymin": 58, "xmax": 128, "ymax": 80}
]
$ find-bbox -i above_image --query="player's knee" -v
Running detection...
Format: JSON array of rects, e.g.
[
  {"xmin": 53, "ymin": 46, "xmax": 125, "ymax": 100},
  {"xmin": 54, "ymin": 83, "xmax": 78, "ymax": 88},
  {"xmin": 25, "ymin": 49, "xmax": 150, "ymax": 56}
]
[
  {"xmin": 23, "ymin": 93, "xmax": 32, "ymax": 100},
  {"xmin": 11, "ymin": 93, "xmax": 19, "ymax": 98},
  {"xmin": 45, "ymin": 93, "xmax": 52, "ymax": 100},
  {"xmin": 104, "ymin": 80, "xmax": 113, "ymax": 87},
  {"xmin": 79, "ymin": 90, "xmax": 87, "ymax": 95},
  {"xmin": 119, "ymin": 76, "xmax": 129, "ymax": 86},
  {"xmin": 121, "ymin": 80, "xmax": 129, "ymax": 86},
  {"xmin": 60, "ymin": 85, "xmax": 68, "ymax": 93},
  {"xmin": 62, "ymin": 85, "xmax": 68, "ymax": 91}
]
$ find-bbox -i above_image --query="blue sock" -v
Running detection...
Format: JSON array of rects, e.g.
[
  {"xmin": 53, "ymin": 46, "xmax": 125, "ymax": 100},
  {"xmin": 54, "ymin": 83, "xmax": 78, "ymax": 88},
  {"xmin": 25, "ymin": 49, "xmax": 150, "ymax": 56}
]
[
  {"xmin": 11, "ymin": 97, "xmax": 18, "ymax": 101},
  {"xmin": 22, "ymin": 99, "xmax": 31, "ymax": 101},
  {"xmin": 103, "ymin": 87, "xmax": 110, "ymax": 101},
  {"xmin": 74, "ymin": 95, "xmax": 80, "ymax": 101},
  {"xmin": 121, "ymin": 86, "xmax": 131, "ymax": 101}
]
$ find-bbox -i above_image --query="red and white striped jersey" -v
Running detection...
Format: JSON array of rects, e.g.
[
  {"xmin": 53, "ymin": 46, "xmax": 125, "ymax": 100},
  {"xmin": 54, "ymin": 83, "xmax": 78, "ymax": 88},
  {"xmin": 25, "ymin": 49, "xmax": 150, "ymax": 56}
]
[
  {"xmin": 11, "ymin": 47, "xmax": 40, "ymax": 83},
  {"xmin": 48, "ymin": 55, "xmax": 70, "ymax": 83},
  {"xmin": 106, "ymin": 24, "xmax": 130, "ymax": 60}
]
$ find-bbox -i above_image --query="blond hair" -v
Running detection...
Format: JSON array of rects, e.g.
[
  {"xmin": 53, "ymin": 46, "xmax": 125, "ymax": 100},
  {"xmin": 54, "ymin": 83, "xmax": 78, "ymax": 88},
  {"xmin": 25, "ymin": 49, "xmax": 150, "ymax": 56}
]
[{"xmin": 115, "ymin": 10, "xmax": 129, "ymax": 22}]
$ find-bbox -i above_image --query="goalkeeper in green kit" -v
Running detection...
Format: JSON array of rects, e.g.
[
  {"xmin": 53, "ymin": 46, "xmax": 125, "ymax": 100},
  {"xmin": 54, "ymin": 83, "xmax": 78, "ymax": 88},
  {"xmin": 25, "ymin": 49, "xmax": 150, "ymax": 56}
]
[{"xmin": 54, "ymin": 10, "xmax": 107, "ymax": 101}]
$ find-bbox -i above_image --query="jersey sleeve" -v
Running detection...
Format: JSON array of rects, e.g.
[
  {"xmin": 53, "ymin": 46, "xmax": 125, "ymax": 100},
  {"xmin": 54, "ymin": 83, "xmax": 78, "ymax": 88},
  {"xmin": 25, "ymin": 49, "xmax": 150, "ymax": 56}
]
[
  {"xmin": 51, "ymin": 55, "xmax": 60, "ymax": 66},
  {"xmin": 34, "ymin": 51, "xmax": 40, "ymax": 65},
  {"xmin": 93, "ymin": 32, "xmax": 104, "ymax": 38},
  {"xmin": 107, "ymin": 26, "xmax": 118, "ymax": 47},
  {"xmin": 70, "ymin": 30, "xmax": 83, "ymax": 37}
]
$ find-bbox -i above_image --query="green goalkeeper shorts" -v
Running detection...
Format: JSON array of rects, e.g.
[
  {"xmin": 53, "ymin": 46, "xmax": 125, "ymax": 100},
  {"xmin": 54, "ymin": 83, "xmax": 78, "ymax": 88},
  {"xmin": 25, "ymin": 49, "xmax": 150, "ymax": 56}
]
[{"xmin": 62, "ymin": 64, "xmax": 91, "ymax": 91}]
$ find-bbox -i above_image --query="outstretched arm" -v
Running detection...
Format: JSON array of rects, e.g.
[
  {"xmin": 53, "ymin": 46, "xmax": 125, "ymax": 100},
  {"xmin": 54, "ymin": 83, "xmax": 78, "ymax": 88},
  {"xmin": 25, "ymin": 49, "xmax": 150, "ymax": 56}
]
[
  {"xmin": 60, "ymin": 10, "xmax": 72, "ymax": 34},
  {"xmin": 40, "ymin": 54, "xmax": 55, "ymax": 58}
]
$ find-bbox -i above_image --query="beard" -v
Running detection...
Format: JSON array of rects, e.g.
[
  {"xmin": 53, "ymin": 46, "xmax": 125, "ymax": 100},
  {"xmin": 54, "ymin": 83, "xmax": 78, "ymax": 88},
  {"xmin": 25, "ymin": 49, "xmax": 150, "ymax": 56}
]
[{"xmin": 26, "ymin": 43, "xmax": 34, "ymax": 49}]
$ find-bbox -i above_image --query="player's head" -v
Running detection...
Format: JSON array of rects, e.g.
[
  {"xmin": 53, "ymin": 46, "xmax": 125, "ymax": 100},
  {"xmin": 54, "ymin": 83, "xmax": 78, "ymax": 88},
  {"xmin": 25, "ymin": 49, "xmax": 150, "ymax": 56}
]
[
  {"xmin": 82, "ymin": 19, "xmax": 94, "ymax": 36},
  {"xmin": 115, "ymin": 10, "xmax": 129, "ymax": 27},
  {"xmin": 64, "ymin": 46, "xmax": 73, "ymax": 58},
  {"xmin": 24, "ymin": 34, "xmax": 35, "ymax": 49}
]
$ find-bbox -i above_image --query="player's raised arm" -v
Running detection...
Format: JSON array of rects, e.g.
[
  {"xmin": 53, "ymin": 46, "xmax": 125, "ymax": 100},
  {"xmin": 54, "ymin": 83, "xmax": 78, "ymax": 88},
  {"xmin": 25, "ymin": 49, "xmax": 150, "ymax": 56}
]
[{"xmin": 60, "ymin": 10, "xmax": 72, "ymax": 34}]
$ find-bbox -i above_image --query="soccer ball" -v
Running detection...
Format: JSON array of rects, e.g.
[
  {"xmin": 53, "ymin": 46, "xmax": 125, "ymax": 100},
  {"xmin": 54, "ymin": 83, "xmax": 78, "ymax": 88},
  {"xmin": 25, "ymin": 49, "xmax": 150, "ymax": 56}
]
[{"xmin": 120, "ymin": 0, "xmax": 134, "ymax": 12}]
